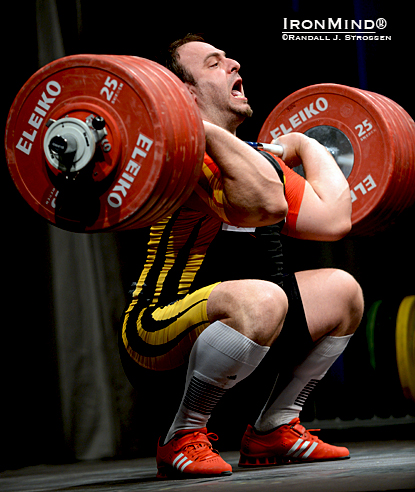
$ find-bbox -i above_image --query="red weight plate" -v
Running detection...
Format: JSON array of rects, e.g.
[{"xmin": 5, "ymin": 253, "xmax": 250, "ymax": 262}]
[
  {"xmin": 258, "ymin": 84, "xmax": 398, "ymax": 236},
  {"xmin": 104, "ymin": 56, "xmax": 178, "ymax": 229},
  {"xmin": 5, "ymin": 55, "xmax": 167, "ymax": 231},
  {"xmin": 106, "ymin": 56, "xmax": 204, "ymax": 230},
  {"xmin": 5, "ymin": 55, "xmax": 205, "ymax": 233},
  {"xmin": 353, "ymin": 91, "xmax": 406, "ymax": 234},
  {"xmin": 143, "ymin": 58, "xmax": 205, "ymax": 223},
  {"xmin": 127, "ymin": 59, "xmax": 199, "ymax": 225},
  {"xmin": 359, "ymin": 91, "xmax": 415, "ymax": 233},
  {"xmin": 133, "ymin": 60, "xmax": 204, "ymax": 226},
  {"xmin": 70, "ymin": 55, "xmax": 185, "ymax": 231},
  {"xmin": 373, "ymin": 92, "xmax": 415, "ymax": 189},
  {"xmin": 112, "ymin": 56, "xmax": 204, "ymax": 230}
]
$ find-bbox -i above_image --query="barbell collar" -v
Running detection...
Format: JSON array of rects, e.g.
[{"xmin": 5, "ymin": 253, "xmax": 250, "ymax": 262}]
[{"xmin": 43, "ymin": 117, "xmax": 97, "ymax": 174}]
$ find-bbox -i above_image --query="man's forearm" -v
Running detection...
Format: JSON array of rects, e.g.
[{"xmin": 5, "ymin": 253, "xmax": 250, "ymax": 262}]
[
  {"xmin": 204, "ymin": 121, "xmax": 287, "ymax": 226},
  {"xmin": 276, "ymin": 132, "xmax": 352, "ymax": 240},
  {"xmin": 299, "ymin": 136, "xmax": 351, "ymax": 206}
]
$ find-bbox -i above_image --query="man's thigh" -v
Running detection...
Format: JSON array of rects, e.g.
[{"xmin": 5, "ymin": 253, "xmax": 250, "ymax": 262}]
[{"xmin": 120, "ymin": 283, "xmax": 219, "ymax": 372}]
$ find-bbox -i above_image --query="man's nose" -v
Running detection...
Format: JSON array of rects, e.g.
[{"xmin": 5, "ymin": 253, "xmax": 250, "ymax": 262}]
[{"xmin": 226, "ymin": 57, "xmax": 241, "ymax": 73}]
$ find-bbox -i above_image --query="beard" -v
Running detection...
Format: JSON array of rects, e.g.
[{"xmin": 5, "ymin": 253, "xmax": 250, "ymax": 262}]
[
  {"xmin": 235, "ymin": 104, "xmax": 253, "ymax": 119},
  {"xmin": 229, "ymin": 102, "xmax": 253, "ymax": 132}
]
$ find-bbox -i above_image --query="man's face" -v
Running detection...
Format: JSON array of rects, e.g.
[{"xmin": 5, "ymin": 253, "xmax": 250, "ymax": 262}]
[{"xmin": 177, "ymin": 41, "xmax": 253, "ymax": 132}]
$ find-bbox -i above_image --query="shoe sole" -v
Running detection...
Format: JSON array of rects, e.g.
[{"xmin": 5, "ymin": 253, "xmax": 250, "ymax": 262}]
[
  {"xmin": 239, "ymin": 454, "xmax": 350, "ymax": 467},
  {"xmin": 157, "ymin": 466, "xmax": 232, "ymax": 479}
]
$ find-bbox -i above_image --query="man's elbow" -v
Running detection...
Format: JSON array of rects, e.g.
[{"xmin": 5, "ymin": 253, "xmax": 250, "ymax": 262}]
[
  {"xmin": 325, "ymin": 216, "xmax": 352, "ymax": 241},
  {"xmin": 265, "ymin": 197, "xmax": 289, "ymax": 225},
  {"xmin": 322, "ymin": 196, "xmax": 353, "ymax": 240},
  {"xmin": 248, "ymin": 197, "xmax": 288, "ymax": 227},
  {"xmin": 260, "ymin": 181, "xmax": 288, "ymax": 225},
  {"xmin": 227, "ymin": 196, "xmax": 288, "ymax": 227}
]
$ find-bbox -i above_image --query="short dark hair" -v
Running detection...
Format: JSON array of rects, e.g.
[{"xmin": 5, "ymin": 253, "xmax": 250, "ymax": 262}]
[{"xmin": 165, "ymin": 33, "xmax": 205, "ymax": 85}]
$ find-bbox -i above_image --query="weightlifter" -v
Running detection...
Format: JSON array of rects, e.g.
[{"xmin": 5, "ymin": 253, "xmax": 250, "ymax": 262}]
[{"xmin": 119, "ymin": 34, "xmax": 364, "ymax": 478}]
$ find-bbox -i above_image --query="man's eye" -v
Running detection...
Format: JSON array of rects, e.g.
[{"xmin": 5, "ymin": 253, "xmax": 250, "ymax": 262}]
[{"xmin": 210, "ymin": 62, "xmax": 219, "ymax": 68}]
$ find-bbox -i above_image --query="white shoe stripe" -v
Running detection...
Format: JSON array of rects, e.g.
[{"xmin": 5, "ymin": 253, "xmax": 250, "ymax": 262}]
[
  {"xmin": 180, "ymin": 459, "xmax": 192, "ymax": 472},
  {"xmin": 172, "ymin": 453, "xmax": 184, "ymax": 466},
  {"xmin": 302, "ymin": 442, "xmax": 318, "ymax": 459},
  {"xmin": 293, "ymin": 441, "xmax": 311, "ymax": 458},
  {"xmin": 176, "ymin": 456, "xmax": 188, "ymax": 469},
  {"xmin": 286, "ymin": 438, "xmax": 303, "ymax": 456},
  {"xmin": 172, "ymin": 453, "xmax": 194, "ymax": 472}
]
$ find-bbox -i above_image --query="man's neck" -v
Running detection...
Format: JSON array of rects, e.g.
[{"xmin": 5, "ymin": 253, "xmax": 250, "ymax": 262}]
[{"xmin": 202, "ymin": 113, "xmax": 244, "ymax": 135}]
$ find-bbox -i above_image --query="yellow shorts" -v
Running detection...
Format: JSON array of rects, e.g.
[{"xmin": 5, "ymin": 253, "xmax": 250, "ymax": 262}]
[{"xmin": 121, "ymin": 283, "xmax": 220, "ymax": 371}]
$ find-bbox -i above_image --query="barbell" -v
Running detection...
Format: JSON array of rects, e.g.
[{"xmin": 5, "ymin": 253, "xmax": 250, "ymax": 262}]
[{"xmin": 5, "ymin": 55, "xmax": 415, "ymax": 235}]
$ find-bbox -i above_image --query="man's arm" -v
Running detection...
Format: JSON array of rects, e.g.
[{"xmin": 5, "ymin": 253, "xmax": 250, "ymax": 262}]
[
  {"xmin": 276, "ymin": 132, "xmax": 352, "ymax": 241},
  {"xmin": 202, "ymin": 121, "xmax": 287, "ymax": 227}
]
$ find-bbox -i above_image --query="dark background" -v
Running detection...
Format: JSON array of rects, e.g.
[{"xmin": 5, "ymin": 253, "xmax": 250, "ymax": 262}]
[{"xmin": 2, "ymin": 0, "xmax": 414, "ymax": 470}]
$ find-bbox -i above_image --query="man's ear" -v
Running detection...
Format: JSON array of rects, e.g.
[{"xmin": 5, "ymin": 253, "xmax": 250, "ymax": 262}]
[{"xmin": 184, "ymin": 82, "xmax": 198, "ymax": 103}]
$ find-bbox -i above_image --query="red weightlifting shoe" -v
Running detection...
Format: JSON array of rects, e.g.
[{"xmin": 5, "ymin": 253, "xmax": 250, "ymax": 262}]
[
  {"xmin": 239, "ymin": 418, "xmax": 350, "ymax": 467},
  {"xmin": 156, "ymin": 428, "xmax": 232, "ymax": 479}
]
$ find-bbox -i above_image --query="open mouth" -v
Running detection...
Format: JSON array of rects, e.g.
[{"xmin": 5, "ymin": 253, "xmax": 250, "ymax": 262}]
[{"xmin": 231, "ymin": 78, "xmax": 246, "ymax": 99}]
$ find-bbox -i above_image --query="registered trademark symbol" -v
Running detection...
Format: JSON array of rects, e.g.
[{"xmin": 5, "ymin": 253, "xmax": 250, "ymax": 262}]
[{"xmin": 376, "ymin": 18, "xmax": 387, "ymax": 29}]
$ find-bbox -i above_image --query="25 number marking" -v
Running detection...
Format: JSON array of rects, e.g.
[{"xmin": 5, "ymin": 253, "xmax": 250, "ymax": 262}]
[
  {"xmin": 100, "ymin": 76, "xmax": 118, "ymax": 102},
  {"xmin": 355, "ymin": 119, "xmax": 373, "ymax": 138}
]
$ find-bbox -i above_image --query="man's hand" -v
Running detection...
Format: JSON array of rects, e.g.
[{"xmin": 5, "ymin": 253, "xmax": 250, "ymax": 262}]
[{"xmin": 272, "ymin": 133, "xmax": 328, "ymax": 168}]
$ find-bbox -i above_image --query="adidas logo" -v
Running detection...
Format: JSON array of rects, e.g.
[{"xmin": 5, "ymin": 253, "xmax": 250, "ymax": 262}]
[
  {"xmin": 286, "ymin": 438, "xmax": 318, "ymax": 459},
  {"xmin": 172, "ymin": 453, "xmax": 193, "ymax": 472}
]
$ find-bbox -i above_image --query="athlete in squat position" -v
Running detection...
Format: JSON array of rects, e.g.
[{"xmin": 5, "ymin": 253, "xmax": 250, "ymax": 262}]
[{"xmin": 119, "ymin": 34, "xmax": 364, "ymax": 478}]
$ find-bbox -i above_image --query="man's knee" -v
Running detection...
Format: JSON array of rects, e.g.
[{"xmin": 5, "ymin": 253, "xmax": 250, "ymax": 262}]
[
  {"xmin": 207, "ymin": 280, "xmax": 288, "ymax": 345},
  {"xmin": 248, "ymin": 281, "xmax": 289, "ymax": 343},
  {"xmin": 330, "ymin": 269, "xmax": 364, "ymax": 334}
]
